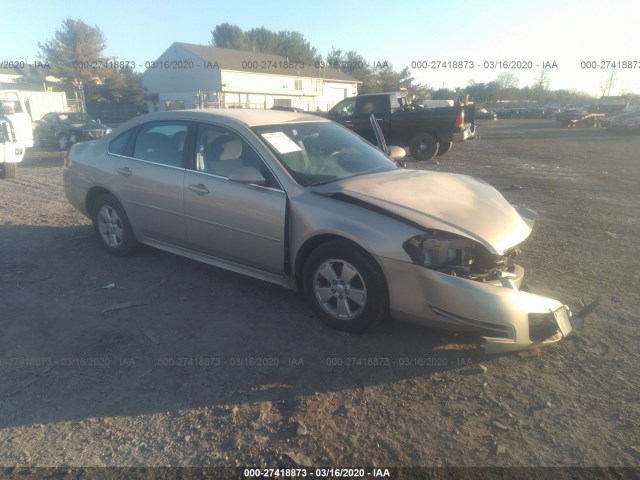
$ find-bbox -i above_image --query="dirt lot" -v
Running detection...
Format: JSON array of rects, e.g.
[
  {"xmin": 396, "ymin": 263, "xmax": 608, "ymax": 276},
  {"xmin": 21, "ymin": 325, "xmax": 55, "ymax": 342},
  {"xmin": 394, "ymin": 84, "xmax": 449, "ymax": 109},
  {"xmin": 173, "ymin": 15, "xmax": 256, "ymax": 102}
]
[{"xmin": 0, "ymin": 119, "xmax": 639, "ymax": 472}]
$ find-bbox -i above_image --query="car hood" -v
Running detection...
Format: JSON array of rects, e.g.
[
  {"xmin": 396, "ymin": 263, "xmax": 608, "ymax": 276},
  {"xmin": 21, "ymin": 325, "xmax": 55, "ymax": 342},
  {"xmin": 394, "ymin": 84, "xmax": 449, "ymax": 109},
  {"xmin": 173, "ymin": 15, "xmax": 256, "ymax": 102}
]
[{"xmin": 311, "ymin": 169, "xmax": 534, "ymax": 254}]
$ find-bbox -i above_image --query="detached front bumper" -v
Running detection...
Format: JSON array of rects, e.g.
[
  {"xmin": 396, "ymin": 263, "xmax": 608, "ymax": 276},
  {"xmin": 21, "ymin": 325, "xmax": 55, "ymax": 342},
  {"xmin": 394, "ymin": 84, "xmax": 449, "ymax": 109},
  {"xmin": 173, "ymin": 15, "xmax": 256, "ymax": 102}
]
[{"xmin": 379, "ymin": 257, "xmax": 575, "ymax": 353}]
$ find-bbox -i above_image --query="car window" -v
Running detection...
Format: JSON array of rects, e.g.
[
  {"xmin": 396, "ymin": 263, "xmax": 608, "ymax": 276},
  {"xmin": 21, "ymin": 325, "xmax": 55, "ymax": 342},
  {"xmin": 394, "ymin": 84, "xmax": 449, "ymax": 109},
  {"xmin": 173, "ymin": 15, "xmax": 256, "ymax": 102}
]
[
  {"xmin": 332, "ymin": 98, "xmax": 356, "ymax": 117},
  {"xmin": 132, "ymin": 121, "xmax": 189, "ymax": 167},
  {"xmin": 355, "ymin": 96, "xmax": 388, "ymax": 115},
  {"xmin": 193, "ymin": 122, "xmax": 281, "ymax": 189},
  {"xmin": 62, "ymin": 112, "xmax": 93, "ymax": 124},
  {"xmin": 0, "ymin": 92, "xmax": 23, "ymax": 113},
  {"xmin": 108, "ymin": 129, "xmax": 136, "ymax": 156},
  {"xmin": 252, "ymin": 122, "xmax": 397, "ymax": 187}
]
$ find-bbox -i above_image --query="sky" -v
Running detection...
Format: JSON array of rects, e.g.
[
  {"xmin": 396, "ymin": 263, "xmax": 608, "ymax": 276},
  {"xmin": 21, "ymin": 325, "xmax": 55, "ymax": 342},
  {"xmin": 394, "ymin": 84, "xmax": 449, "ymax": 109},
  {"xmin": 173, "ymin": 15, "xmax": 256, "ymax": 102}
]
[{"xmin": 3, "ymin": 0, "xmax": 640, "ymax": 97}]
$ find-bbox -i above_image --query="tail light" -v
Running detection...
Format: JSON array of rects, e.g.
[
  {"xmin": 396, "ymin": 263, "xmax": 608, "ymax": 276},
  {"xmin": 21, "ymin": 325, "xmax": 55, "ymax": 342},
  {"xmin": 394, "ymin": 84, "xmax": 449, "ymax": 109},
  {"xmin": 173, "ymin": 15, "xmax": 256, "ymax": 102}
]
[{"xmin": 455, "ymin": 111, "xmax": 465, "ymax": 129}]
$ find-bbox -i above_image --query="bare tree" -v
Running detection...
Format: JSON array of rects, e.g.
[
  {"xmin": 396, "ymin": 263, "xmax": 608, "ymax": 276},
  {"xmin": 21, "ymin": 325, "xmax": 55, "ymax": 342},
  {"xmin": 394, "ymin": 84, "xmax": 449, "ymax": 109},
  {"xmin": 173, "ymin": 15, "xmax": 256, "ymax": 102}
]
[
  {"xmin": 600, "ymin": 69, "xmax": 617, "ymax": 96},
  {"xmin": 534, "ymin": 68, "xmax": 550, "ymax": 91},
  {"xmin": 495, "ymin": 72, "xmax": 520, "ymax": 90},
  {"xmin": 495, "ymin": 72, "xmax": 520, "ymax": 101}
]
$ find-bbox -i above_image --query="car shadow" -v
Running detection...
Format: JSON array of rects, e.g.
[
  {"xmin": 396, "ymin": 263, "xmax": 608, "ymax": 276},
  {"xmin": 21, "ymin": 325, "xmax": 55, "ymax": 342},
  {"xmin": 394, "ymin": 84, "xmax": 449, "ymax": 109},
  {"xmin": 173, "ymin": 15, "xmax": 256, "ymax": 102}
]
[
  {"xmin": 17, "ymin": 149, "xmax": 65, "ymax": 168},
  {"xmin": 1, "ymin": 224, "xmax": 495, "ymax": 429}
]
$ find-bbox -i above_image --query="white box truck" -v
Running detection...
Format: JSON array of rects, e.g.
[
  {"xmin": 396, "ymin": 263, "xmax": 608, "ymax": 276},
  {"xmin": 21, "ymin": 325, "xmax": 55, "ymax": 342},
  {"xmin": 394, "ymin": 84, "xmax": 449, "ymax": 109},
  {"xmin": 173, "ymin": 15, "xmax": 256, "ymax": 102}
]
[
  {"xmin": 0, "ymin": 90, "xmax": 68, "ymax": 178},
  {"xmin": 20, "ymin": 90, "xmax": 68, "ymax": 121}
]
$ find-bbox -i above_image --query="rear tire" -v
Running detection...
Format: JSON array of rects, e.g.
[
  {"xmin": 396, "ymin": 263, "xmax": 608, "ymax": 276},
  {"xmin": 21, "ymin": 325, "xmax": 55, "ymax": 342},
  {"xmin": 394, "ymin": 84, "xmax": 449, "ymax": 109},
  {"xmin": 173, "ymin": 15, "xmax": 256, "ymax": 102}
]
[
  {"xmin": 303, "ymin": 240, "xmax": 388, "ymax": 332},
  {"xmin": 409, "ymin": 133, "xmax": 439, "ymax": 160},
  {"xmin": 92, "ymin": 193, "xmax": 137, "ymax": 256},
  {"xmin": 0, "ymin": 162, "xmax": 17, "ymax": 179},
  {"xmin": 436, "ymin": 141, "xmax": 453, "ymax": 156}
]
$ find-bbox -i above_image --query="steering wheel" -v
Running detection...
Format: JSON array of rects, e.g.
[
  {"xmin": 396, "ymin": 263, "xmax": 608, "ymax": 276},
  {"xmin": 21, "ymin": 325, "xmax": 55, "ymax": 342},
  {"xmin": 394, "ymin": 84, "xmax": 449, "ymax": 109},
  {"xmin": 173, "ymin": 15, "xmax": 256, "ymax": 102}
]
[{"xmin": 317, "ymin": 150, "xmax": 342, "ymax": 174}]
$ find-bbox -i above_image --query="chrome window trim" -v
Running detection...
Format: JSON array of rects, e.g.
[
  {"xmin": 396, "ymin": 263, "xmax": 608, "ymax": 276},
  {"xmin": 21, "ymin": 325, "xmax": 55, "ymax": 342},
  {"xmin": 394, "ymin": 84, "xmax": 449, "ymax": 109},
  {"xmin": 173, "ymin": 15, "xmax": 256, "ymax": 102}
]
[
  {"xmin": 105, "ymin": 152, "xmax": 187, "ymax": 171},
  {"xmin": 185, "ymin": 168, "xmax": 286, "ymax": 194},
  {"xmin": 192, "ymin": 121, "xmax": 286, "ymax": 192}
]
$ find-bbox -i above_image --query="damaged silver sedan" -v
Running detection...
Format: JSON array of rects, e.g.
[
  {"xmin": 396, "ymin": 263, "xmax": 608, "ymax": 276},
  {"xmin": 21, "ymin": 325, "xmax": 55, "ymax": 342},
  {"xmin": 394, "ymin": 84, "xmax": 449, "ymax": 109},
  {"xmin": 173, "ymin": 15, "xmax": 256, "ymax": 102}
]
[{"xmin": 63, "ymin": 109, "xmax": 577, "ymax": 352}]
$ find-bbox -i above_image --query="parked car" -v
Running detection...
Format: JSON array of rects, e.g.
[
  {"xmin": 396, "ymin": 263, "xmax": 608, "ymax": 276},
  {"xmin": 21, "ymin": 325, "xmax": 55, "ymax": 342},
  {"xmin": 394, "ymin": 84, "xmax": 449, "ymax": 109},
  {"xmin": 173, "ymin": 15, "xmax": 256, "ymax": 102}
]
[
  {"xmin": 33, "ymin": 112, "xmax": 112, "ymax": 150},
  {"xmin": 476, "ymin": 109, "xmax": 497, "ymax": 120},
  {"xmin": 543, "ymin": 107, "xmax": 560, "ymax": 119},
  {"xmin": 555, "ymin": 108, "xmax": 602, "ymax": 127},
  {"xmin": 602, "ymin": 114, "xmax": 617, "ymax": 128},
  {"xmin": 609, "ymin": 107, "xmax": 640, "ymax": 134},
  {"xmin": 325, "ymin": 92, "xmax": 477, "ymax": 160},
  {"xmin": 521, "ymin": 108, "xmax": 545, "ymax": 119},
  {"xmin": 63, "ymin": 109, "xmax": 578, "ymax": 353},
  {"xmin": 496, "ymin": 108, "xmax": 520, "ymax": 119}
]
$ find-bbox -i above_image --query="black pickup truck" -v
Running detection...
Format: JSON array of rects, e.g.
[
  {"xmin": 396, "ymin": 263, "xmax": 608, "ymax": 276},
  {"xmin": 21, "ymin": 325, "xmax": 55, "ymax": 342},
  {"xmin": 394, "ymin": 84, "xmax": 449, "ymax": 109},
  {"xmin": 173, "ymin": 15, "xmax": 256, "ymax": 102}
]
[{"xmin": 325, "ymin": 92, "xmax": 476, "ymax": 160}]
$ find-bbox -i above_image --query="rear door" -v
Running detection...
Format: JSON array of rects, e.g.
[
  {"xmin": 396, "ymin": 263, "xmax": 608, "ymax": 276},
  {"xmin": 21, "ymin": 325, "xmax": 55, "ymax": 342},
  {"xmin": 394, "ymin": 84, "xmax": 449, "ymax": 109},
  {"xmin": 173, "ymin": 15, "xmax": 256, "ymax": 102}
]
[{"xmin": 109, "ymin": 120, "xmax": 189, "ymax": 246}]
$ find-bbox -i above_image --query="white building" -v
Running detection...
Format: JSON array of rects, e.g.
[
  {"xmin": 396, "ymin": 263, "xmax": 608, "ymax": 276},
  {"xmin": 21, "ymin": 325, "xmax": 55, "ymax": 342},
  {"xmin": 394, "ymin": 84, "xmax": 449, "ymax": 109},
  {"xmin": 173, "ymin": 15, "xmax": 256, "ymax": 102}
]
[{"xmin": 142, "ymin": 42, "xmax": 360, "ymax": 113}]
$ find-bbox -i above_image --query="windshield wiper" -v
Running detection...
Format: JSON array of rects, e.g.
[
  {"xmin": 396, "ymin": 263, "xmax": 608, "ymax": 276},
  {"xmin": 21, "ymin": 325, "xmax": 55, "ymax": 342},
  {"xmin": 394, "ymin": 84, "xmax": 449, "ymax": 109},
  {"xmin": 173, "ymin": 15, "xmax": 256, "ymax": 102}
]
[{"xmin": 308, "ymin": 178, "xmax": 339, "ymax": 186}]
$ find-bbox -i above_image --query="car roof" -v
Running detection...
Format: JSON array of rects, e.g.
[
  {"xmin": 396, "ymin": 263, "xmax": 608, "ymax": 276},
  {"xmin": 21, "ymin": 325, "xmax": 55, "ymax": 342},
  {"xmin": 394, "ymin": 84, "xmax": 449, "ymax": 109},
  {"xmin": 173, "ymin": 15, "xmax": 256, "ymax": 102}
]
[{"xmin": 134, "ymin": 109, "xmax": 330, "ymax": 127}]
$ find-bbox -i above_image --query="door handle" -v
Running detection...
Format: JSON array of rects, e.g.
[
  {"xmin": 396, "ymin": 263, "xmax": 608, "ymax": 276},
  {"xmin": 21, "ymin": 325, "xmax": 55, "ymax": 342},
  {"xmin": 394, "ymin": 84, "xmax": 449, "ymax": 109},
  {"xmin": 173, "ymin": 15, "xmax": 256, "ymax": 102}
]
[
  {"xmin": 189, "ymin": 183, "xmax": 210, "ymax": 196},
  {"xmin": 117, "ymin": 167, "xmax": 132, "ymax": 177},
  {"xmin": 344, "ymin": 120, "xmax": 353, "ymax": 124}
]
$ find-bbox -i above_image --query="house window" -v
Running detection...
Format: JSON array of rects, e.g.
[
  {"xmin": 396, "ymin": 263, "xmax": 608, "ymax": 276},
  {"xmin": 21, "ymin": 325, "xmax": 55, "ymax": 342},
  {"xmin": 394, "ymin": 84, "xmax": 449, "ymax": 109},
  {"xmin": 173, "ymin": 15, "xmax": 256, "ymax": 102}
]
[
  {"xmin": 294, "ymin": 79, "xmax": 303, "ymax": 90},
  {"xmin": 164, "ymin": 100, "xmax": 185, "ymax": 111}
]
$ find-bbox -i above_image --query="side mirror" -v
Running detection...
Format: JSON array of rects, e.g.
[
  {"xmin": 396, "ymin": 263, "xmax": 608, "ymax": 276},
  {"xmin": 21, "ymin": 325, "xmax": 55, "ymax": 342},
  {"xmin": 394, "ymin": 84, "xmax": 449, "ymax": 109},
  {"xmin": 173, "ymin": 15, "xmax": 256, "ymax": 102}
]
[
  {"xmin": 387, "ymin": 145, "xmax": 406, "ymax": 161},
  {"xmin": 227, "ymin": 166, "xmax": 267, "ymax": 186}
]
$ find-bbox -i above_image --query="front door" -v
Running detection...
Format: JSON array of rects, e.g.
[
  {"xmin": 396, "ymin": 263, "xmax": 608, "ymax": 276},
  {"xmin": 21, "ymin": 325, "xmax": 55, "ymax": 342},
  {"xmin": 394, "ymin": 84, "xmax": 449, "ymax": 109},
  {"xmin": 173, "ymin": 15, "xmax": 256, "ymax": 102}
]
[{"xmin": 183, "ymin": 122, "xmax": 286, "ymax": 275}]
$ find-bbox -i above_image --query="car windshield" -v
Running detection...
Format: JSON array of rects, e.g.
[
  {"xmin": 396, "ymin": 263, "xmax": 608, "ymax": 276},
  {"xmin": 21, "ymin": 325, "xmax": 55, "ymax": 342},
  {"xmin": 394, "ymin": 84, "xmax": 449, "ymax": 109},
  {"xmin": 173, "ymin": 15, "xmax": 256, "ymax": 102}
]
[
  {"xmin": 252, "ymin": 122, "xmax": 397, "ymax": 186},
  {"xmin": 56, "ymin": 113, "xmax": 95, "ymax": 124}
]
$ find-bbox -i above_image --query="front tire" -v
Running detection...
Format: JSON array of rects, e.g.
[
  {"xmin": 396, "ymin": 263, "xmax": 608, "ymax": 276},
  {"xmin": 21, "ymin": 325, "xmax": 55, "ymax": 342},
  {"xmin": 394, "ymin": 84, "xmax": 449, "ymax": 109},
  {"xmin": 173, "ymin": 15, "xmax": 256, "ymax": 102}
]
[
  {"xmin": 409, "ymin": 133, "xmax": 439, "ymax": 160},
  {"xmin": 92, "ymin": 193, "xmax": 137, "ymax": 256},
  {"xmin": 303, "ymin": 240, "xmax": 388, "ymax": 332},
  {"xmin": 0, "ymin": 162, "xmax": 17, "ymax": 179}
]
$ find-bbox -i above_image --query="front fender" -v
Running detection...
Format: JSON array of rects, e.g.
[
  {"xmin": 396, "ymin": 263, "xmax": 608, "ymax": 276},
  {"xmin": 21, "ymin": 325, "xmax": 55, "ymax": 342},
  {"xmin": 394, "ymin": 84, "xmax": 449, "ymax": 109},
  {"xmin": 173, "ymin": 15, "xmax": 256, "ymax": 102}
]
[{"xmin": 288, "ymin": 189, "xmax": 422, "ymax": 271}]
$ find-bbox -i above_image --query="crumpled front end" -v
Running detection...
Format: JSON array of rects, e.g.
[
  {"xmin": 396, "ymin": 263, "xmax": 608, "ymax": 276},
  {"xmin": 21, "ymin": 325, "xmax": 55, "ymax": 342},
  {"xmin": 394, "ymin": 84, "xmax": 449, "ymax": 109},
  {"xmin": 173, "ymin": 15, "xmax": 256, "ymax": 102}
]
[
  {"xmin": 379, "ymin": 247, "xmax": 575, "ymax": 354},
  {"xmin": 312, "ymin": 168, "xmax": 579, "ymax": 352}
]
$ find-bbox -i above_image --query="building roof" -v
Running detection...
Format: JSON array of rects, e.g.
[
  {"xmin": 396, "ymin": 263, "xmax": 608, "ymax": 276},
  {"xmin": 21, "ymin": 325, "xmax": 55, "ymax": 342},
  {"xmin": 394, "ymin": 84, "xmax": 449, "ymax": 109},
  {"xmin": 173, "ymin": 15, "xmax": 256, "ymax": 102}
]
[
  {"xmin": 169, "ymin": 42, "xmax": 360, "ymax": 83},
  {"xmin": 0, "ymin": 66, "xmax": 51, "ymax": 89}
]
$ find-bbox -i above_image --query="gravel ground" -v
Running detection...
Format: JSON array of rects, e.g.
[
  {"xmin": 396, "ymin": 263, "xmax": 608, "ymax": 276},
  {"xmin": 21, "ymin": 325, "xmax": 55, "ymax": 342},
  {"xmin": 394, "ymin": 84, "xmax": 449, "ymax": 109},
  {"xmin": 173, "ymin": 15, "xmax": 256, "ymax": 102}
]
[{"xmin": 0, "ymin": 119, "xmax": 638, "ymax": 474}]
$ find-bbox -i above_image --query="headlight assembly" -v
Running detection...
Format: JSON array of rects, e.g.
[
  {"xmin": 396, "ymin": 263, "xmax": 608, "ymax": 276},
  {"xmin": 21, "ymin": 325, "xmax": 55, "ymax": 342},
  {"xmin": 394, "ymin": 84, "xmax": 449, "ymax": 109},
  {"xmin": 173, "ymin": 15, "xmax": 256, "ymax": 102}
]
[
  {"xmin": 402, "ymin": 231, "xmax": 518, "ymax": 279},
  {"xmin": 402, "ymin": 232, "xmax": 475, "ymax": 270}
]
